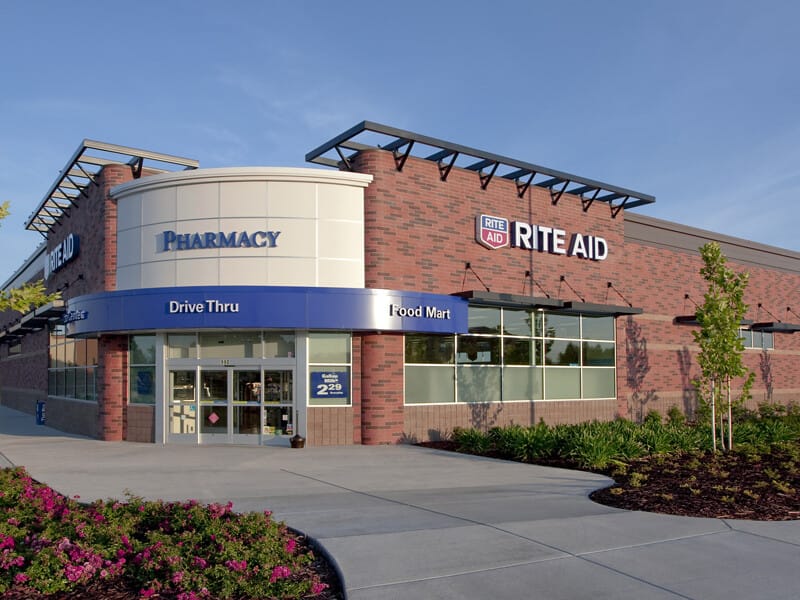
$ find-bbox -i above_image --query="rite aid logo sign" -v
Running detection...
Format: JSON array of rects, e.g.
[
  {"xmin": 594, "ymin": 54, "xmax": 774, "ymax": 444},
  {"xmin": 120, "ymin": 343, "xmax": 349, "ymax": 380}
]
[
  {"xmin": 474, "ymin": 214, "xmax": 609, "ymax": 261},
  {"xmin": 476, "ymin": 215, "xmax": 509, "ymax": 250}
]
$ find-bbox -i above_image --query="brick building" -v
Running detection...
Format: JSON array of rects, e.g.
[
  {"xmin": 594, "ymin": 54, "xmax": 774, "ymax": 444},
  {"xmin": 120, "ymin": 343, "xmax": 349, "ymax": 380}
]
[{"xmin": 1, "ymin": 123, "xmax": 798, "ymax": 445}]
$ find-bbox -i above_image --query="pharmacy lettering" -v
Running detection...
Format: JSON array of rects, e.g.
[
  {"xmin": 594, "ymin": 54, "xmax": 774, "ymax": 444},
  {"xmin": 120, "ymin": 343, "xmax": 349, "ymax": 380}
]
[
  {"xmin": 474, "ymin": 215, "xmax": 609, "ymax": 261},
  {"xmin": 161, "ymin": 230, "xmax": 280, "ymax": 251}
]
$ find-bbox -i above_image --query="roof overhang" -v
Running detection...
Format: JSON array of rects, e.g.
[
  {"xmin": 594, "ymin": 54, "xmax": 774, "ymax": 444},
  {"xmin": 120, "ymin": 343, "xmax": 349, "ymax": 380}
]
[
  {"xmin": 750, "ymin": 322, "xmax": 800, "ymax": 333},
  {"xmin": 453, "ymin": 291, "xmax": 641, "ymax": 316},
  {"xmin": 307, "ymin": 121, "xmax": 655, "ymax": 214},
  {"xmin": 452, "ymin": 290, "xmax": 563, "ymax": 309},
  {"xmin": 561, "ymin": 301, "xmax": 643, "ymax": 316},
  {"xmin": 25, "ymin": 141, "xmax": 198, "ymax": 237},
  {"xmin": 675, "ymin": 316, "xmax": 754, "ymax": 326},
  {"xmin": 0, "ymin": 299, "xmax": 65, "ymax": 343}
]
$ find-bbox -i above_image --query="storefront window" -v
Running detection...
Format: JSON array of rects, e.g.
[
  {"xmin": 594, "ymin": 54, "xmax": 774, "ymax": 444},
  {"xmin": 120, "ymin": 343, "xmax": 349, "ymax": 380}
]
[
  {"xmin": 404, "ymin": 306, "xmax": 617, "ymax": 404},
  {"xmin": 583, "ymin": 342, "xmax": 615, "ymax": 366},
  {"xmin": 199, "ymin": 332, "xmax": 261, "ymax": 359},
  {"xmin": 583, "ymin": 368, "xmax": 616, "ymax": 399},
  {"xmin": 582, "ymin": 315, "xmax": 615, "ymax": 341},
  {"xmin": 309, "ymin": 332, "xmax": 351, "ymax": 363},
  {"xmin": 263, "ymin": 332, "xmax": 295, "ymax": 358},
  {"xmin": 502, "ymin": 309, "xmax": 532, "ymax": 336},
  {"xmin": 405, "ymin": 334, "xmax": 454, "ymax": 364},
  {"xmin": 130, "ymin": 335, "xmax": 156, "ymax": 404},
  {"xmin": 168, "ymin": 334, "xmax": 198, "ymax": 359},
  {"xmin": 308, "ymin": 333, "xmax": 351, "ymax": 406},
  {"xmin": 405, "ymin": 335, "xmax": 456, "ymax": 404},
  {"xmin": 457, "ymin": 336, "xmax": 500, "ymax": 364},
  {"xmin": 47, "ymin": 327, "xmax": 98, "ymax": 401},
  {"xmin": 545, "ymin": 340, "xmax": 581, "ymax": 366},
  {"xmin": 740, "ymin": 328, "xmax": 774, "ymax": 350},
  {"xmin": 503, "ymin": 366, "xmax": 543, "ymax": 401},
  {"xmin": 544, "ymin": 367, "xmax": 581, "ymax": 399},
  {"xmin": 468, "ymin": 306, "xmax": 501, "ymax": 334},
  {"xmin": 545, "ymin": 313, "xmax": 580, "ymax": 339},
  {"xmin": 457, "ymin": 365, "xmax": 501, "ymax": 403}
]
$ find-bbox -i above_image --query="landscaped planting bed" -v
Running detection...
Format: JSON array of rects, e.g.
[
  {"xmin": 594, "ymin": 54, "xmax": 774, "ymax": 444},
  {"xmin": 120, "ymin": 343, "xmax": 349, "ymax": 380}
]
[
  {"xmin": 429, "ymin": 404, "xmax": 800, "ymax": 521},
  {"xmin": 0, "ymin": 467, "xmax": 341, "ymax": 599}
]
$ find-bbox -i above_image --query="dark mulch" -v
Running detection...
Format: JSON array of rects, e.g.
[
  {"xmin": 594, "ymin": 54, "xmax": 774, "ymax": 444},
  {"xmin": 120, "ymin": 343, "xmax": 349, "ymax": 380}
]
[
  {"xmin": 418, "ymin": 441, "xmax": 800, "ymax": 521},
  {"xmin": 592, "ymin": 447, "xmax": 800, "ymax": 521}
]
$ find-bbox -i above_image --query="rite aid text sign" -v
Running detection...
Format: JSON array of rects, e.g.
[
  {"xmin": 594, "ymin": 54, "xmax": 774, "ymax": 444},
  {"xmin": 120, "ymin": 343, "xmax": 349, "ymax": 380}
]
[
  {"xmin": 475, "ymin": 215, "xmax": 608, "ymax": 261},
  {"xmin": 44, "ymin": 233, "xmax": 80, "ymax": 279}
]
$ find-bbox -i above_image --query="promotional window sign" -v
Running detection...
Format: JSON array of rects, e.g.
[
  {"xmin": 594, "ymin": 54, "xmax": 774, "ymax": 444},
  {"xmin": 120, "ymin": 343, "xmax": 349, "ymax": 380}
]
[{"xmin": 310, "ymin": 371, "xmax": 349, "ymax": 399}]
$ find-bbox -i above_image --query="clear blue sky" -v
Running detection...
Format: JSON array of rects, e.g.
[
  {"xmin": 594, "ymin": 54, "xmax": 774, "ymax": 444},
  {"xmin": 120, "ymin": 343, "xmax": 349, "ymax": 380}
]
[{"xmin": 1, "ymin": 0, "xmax": 798, "ymax": 280}]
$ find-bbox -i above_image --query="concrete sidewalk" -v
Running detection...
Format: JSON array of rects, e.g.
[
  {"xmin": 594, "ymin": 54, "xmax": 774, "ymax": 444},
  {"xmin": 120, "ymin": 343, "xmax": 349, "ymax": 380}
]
[{"xmin": 1, "ymin": 405, "xmax": 799, "ymax": 599}]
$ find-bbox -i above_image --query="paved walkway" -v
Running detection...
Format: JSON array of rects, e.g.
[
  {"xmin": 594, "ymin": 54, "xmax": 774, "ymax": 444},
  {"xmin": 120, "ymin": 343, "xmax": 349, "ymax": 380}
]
[{"xmin": 1, "ymin": 405, "xmax": 799, "ymax": 599}]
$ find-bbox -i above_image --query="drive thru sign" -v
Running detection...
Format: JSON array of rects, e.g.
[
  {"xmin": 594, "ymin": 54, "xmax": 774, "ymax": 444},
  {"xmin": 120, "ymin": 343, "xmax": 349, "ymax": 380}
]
[{"xmin": 476, "ymin": 215, "xmax": 509, "ymax": 250}]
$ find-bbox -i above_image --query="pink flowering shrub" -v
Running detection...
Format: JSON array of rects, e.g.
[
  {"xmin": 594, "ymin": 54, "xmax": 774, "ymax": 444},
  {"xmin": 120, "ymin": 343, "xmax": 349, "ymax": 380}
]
[{"xmin": 0, "ymin": 467, "xmax": 335, "ymax": 598}]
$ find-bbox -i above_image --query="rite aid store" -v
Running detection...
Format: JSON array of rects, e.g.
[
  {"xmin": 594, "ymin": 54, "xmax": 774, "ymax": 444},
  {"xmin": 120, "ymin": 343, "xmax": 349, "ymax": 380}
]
[{"xmin": 1, "ymin": 122, "xmax": 798, "ymax": 446}]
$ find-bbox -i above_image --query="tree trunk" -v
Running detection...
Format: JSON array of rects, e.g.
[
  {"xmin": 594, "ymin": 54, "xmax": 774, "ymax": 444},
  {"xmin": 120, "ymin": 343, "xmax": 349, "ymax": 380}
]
[
  {"xmin": 727, "ymin": 379, "xmax": 733, "ymax": 451},
  {"xmin": 711, "ymin": 380, "xmax": 717, "ymax": 453}
]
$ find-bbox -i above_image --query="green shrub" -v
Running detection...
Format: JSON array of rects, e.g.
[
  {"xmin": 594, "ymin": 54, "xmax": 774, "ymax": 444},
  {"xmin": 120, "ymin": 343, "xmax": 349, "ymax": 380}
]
[
  {"xmin": 643, "ymin": 410, "xmax": 662, "ymax": 425},
  {"xmin": 488, "ymin": 425, "xmax": 525, "ymax": 459},
  {"xmin": 516, "ymin": 422, "xmax": 557, "ymax": 463},
  {"xmin": 452, "ymin": 427, "xmax": 492, "ymax": 455},
  {"xmin": 667, "ymin": 405, "xmax": 686, "ymax": 426}
]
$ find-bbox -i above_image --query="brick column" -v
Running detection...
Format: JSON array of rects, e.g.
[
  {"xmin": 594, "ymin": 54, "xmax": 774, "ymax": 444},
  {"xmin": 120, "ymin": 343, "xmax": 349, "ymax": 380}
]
[
  {"xmin": 97, "ymin": 335, "xmax": 128, "ymax": 441},
  {"xmin": 361, "ymin": 333, "xmax": 404, "ymax": 444}
]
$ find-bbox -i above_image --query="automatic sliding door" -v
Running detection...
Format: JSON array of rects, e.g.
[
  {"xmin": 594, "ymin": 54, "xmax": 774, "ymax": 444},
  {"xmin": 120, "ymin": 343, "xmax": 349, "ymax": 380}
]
[
  {"xmin": 263, "ymin": 370, "xmax": 293, "ymax": 443},
  {"xmin": 168, "ymin": 369, "xmax": 197, "ymax": 441},
  {"xmin": 199, "ymin": 369, "xmax": 228, "ymax": 441},
  {"xmin": 233, "ymin": 369, "xmax": 261, "ymax": 441}
]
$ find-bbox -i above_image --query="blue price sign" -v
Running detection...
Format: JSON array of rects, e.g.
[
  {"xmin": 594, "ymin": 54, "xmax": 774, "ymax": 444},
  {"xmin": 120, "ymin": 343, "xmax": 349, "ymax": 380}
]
[{"xmin": 311, "ymin": 371, "xmax": 349, "ymax": 399}]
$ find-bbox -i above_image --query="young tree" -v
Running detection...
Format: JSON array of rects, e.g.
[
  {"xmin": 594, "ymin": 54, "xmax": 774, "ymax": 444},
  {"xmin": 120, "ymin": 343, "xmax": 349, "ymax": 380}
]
[
  {"xmin": 0, "ymin": 201, "xmax": 61, "ymax": 313},
  {"xmin": 692, "ymin": 242, "xmax": 754, "ymax": 451}
]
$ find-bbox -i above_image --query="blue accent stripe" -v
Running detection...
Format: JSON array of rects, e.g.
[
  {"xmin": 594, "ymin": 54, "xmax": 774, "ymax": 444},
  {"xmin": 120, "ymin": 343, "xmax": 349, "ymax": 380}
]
[{"xmin": 64, "ymin": 286, "xmax": 468, "ymax": 336}]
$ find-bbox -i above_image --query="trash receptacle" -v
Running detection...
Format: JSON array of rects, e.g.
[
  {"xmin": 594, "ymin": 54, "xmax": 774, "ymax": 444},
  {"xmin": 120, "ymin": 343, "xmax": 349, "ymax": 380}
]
[{"xmin": 35, "ymin": 401, "xmax": 46, "ymax": 425}]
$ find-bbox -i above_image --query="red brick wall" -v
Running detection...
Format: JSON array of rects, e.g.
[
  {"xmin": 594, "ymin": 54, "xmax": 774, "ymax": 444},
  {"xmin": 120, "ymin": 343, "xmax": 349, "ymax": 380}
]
[
  {"xmin": 126, "ymin": 404, "xmax": 155, "ymax": 443},
  {"xmin": 353, "ymin": 148, "xmax": 800, "ymax": 442},
  {"xmin": 356, "ymin": 150, "xmax": 624, "ymax": 300},
  {"xmin": 404, "ymin": 400, "xmax": 618, "ymax": 441},
  {"xmin": 0, "ymin": 329, "xmax": 48, "ymax": 413},
  {"xmin": 98, "ymin": 335, "xmax": 128, "ymax": 441},
  {"xmin": 44, "ymin": 164, "xmax": 130, "ymax": 298},
  {"xmin": 306, "ymin": 407, "xmax": 354, "ymax": 445},
  {"xmin": 355, "ymin": 149, "xmax": 628, "ymax": 442},
  {"xmin": 44, "ymin": 396, "xmax": 99, "ymax": 438},
  {"xmin": 617, "ymin": 243, "xmax": 800, "ymax": 420},
  {"xmin": 15, "ymin": 164, "xmax": 135, "ymax": 440},
  {"xmin": 360, "ymin": 333, "xmax": 404, "ymax": 444}
]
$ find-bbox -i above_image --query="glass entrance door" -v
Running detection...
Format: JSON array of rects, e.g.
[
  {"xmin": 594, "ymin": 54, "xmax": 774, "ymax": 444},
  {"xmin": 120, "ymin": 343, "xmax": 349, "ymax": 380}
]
[
  {"xmin": 168, "ymin": 366, "xmax": 294, "ymax": 445},
  {"xmin": 232, "ymin": 369, "xmax": 261, "ymax": 442},
  {"xmin": 199, "ymin": 369, "xmax": 228, "ymax": 442},
  {"xmin": 262, "ymin": 370, "xmax": 294, "ymax": 445}
]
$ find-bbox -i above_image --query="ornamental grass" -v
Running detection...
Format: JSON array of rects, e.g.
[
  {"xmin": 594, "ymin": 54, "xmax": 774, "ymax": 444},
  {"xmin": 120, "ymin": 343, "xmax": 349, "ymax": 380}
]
[{"xmin": 0, "ymin": 467, "xmax": 332, "ymax": 598}]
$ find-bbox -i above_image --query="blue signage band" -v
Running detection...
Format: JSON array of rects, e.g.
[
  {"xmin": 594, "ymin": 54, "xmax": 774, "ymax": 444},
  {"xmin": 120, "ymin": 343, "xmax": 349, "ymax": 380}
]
[{"xmin": 64, "ymin": 286, "xmax": 469, "ymax": 336}]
